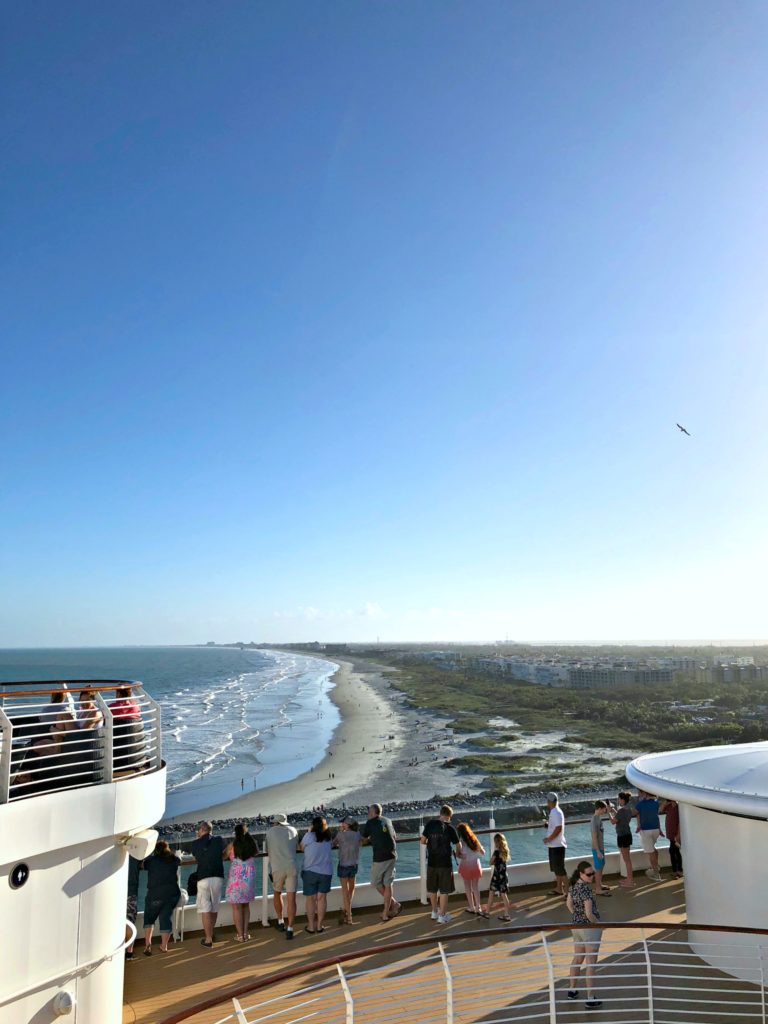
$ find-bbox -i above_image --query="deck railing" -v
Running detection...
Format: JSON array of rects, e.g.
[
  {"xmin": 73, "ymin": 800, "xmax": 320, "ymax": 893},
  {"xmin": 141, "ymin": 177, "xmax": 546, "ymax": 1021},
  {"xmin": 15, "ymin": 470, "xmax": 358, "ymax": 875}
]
[
  {"xmin": 0, "ymin": 680, "xmax": 161, "ymax": 802},
  {"xmin": 157, "ymin": 922, "xmax": 768, "ymax": 1024}
]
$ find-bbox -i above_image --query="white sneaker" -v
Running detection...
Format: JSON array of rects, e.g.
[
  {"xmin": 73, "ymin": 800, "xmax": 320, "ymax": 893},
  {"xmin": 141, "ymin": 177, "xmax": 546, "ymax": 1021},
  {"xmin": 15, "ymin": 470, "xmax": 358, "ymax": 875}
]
[
  {"xmin": 645, "ymin": 869, "xmax": 662, "ymax": 881},
  {"xmin": 437, "ymin": 912, "xmax": 451, "ymax": 924},
  {"xmin": 430, "ymin": 909, "xmax": 439, "ymax": 920}
]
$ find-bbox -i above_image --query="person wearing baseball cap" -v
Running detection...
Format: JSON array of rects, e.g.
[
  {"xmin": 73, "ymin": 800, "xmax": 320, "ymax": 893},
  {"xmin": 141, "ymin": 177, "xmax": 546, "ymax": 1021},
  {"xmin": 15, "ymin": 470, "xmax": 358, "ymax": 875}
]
[
  {"xmin": 265, "ymin": 813, "xmax": 298, "ymax": 939},
  {"xmin": 543, "ymin": 792, "xmax": 568, "ymax": 896}
]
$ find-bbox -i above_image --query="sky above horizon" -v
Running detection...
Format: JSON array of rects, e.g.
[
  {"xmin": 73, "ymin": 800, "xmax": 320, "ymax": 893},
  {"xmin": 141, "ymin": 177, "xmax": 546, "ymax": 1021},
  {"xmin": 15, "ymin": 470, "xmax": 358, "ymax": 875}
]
[{"xmin": 2, "ymin": 2, "xmax": 768, "ymax": 647}]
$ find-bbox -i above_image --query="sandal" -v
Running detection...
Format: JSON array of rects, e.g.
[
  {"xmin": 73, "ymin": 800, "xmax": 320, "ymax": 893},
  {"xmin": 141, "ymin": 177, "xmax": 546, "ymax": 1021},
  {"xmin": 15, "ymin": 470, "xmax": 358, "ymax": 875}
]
[
  {"xmin": 304, "ymin": 927, "xmax": 316, "ymax": 934},
  {"xmin": 143, "ymin": 947, "xmax": 152, "ymax": 957},
  {"xmin": 389, "ymin": 902, "xmax": 403, "ymax": 918}
]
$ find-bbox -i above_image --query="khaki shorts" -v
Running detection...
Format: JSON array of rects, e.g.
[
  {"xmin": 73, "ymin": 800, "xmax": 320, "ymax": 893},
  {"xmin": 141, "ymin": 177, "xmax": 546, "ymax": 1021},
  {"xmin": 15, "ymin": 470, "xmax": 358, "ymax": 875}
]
[
  {"xmin": 196, "ymin": 877, "xmax": 223, "ymax": 914},
  {"xmin": 371, "ymin": 859, "xmax": 396, "ymax": 888},
  {"xmin": 271, "ymin": 869, "xmax": 298, "ymax": 894},
  {"xmin": 640, "ymin": 829, "xmax": 660, "ymax": 853}
]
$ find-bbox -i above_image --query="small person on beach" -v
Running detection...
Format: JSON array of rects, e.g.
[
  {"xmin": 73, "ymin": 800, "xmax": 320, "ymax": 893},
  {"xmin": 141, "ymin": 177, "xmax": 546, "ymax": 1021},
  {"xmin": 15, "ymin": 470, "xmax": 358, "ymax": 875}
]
[
  {"xmin": 332, "ymin": 817, "xmax": 361, "ymax": 925},
  {"xmin": 456, "ymin": 822, "xmax": 485, "ymax": 915},
  {"xmin": 481, "ymin": 833, "xmax": 513, "ymax": 921}
]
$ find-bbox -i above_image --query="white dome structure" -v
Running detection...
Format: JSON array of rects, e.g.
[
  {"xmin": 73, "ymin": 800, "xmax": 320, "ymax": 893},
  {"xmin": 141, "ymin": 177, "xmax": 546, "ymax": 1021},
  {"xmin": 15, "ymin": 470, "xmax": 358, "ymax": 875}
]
[{"xmin": 627, "ymin": 741, "xmax": 768, "ymax": 980}]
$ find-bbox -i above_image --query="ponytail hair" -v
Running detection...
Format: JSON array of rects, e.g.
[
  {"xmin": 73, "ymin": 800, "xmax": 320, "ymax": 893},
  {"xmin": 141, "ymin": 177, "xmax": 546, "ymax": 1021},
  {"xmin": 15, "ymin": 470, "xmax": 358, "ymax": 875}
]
[{"xmin": 569, "ymin": 860, "xmax": 593, "ymax": 888}]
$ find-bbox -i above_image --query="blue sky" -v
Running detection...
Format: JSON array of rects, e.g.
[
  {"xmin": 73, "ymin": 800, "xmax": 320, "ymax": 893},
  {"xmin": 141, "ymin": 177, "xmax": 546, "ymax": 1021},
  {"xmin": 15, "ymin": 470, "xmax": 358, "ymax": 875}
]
[{"xmin": 2, "ymin": 2, "xmax": 767, "ymax": 645}]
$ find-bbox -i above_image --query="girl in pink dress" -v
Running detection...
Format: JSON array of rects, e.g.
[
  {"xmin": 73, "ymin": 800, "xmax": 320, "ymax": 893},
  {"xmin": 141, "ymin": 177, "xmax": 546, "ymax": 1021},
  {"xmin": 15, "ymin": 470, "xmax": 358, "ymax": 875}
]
[{"xmin": 225, "ymin": 823, "xmax": 259, "ymax": 941}]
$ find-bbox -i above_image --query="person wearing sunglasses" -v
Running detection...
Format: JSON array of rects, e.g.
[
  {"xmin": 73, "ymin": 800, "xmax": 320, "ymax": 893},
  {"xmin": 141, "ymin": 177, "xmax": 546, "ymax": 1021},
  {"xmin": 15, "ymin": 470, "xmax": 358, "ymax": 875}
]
[{"xmin": 566, "ymin": 860, "xmax": 603, "ymax": 1009}]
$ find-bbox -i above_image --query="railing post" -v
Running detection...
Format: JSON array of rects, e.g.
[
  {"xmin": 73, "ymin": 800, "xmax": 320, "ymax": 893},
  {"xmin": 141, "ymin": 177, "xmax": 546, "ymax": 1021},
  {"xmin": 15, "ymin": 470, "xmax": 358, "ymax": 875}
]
[
  {"xmin": 140, "ymin": 687, "xmax": 162, "ymax": 770},
  {"xmin": 419, "ymin": 838, "xmax": 428, "ymax": 905},
  {"xmin": 231, "ymin": 996, "xmax": 249, "ymax": 1024},
  {"xmin": 261, "ymin": 855, "xmax": 270, "ymax": 927},
  {"xmin": 438, "ymin": 942, "xmax": 454, "ymax": 1024},
  {"xmin": 0, "ymin": 707, "xmax": 13, "ymax": 804},
  {"xmin": 337, "ymin": 963, "xmax": 354, "ymax": 1024},
  {"xmin": 641, "ymin": 929, "xmax": 655, "ymax": 1024},
  {"xmin": 540, "ymin": 932, "xmax": 558, "ymax": 1024},
  {"xmin": 96, "ymin": 693, "xmax": 114, "ymax": 783},
  {"xmin": 759, "ymin": 947, "xmax": 766, "ymax": 1024}
]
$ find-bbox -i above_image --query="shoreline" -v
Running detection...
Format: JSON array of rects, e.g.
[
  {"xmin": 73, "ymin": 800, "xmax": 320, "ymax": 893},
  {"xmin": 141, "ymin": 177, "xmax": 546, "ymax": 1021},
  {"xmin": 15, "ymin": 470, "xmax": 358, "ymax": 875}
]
[
  {"xmin": 162, "ymin": 653, "xmax": 479, "ymax": 824},
  {"xmin": 162, "ymin": 657, "xmax": 403, "ymax": 822}
]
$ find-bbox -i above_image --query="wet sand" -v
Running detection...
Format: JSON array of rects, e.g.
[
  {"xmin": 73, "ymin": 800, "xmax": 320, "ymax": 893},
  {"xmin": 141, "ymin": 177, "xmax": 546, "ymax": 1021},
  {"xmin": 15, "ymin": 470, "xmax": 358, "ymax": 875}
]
[{"xmin": 162, "ymin": 657, "xmax": 476, "ymax": 822}]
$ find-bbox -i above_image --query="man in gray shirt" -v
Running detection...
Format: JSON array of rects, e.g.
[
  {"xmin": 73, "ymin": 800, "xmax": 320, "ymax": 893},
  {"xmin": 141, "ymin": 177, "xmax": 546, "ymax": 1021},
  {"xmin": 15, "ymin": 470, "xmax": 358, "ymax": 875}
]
[{"xmin": 265, "ymin": 813, "xmax": 299, "ymax": 939}]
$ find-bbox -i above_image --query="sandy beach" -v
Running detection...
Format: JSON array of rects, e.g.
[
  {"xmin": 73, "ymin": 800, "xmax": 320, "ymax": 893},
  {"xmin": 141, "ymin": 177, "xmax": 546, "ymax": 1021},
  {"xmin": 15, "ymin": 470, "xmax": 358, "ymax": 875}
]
[{"xmin": 163, "ymin": 656, "xmax": 479, "ymax": 823}]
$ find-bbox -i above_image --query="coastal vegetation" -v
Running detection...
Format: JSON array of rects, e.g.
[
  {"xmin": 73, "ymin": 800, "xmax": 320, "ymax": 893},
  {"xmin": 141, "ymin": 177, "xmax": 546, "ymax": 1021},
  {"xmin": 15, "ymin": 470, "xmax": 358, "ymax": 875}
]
[{"xmin": 351, "ymin": 651, "xmax": 768, "ymax": 797}]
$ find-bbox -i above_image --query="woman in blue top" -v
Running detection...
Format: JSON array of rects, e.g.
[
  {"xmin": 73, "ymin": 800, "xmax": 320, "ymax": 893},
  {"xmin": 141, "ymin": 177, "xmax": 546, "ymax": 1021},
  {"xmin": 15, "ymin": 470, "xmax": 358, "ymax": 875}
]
[{"xmin": 299, "ymin": 816, "xmax": 333, "ymax": 934}]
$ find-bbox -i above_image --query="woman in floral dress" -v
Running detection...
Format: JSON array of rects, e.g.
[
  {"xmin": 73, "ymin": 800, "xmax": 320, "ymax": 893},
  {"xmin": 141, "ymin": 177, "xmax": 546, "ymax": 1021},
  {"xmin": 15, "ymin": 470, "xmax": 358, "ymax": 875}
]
[{"xmin": 225, "ymin": 822, "xmax": 259, "ymax": 941}]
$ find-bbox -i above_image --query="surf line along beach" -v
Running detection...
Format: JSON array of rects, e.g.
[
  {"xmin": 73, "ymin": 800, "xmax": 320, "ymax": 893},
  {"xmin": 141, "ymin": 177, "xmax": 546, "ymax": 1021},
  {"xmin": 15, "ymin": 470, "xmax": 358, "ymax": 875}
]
[{"xmin": 161, "ymin": 658, "xmax": 412, "ymax": 823}]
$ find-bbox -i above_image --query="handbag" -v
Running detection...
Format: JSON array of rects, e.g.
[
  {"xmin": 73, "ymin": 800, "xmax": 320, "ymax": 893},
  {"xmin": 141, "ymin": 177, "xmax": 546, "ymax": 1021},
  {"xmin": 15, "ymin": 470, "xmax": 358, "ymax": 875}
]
[{"xmin": 186, "ymin": 871, "xmax": 198, "ymax": 897}]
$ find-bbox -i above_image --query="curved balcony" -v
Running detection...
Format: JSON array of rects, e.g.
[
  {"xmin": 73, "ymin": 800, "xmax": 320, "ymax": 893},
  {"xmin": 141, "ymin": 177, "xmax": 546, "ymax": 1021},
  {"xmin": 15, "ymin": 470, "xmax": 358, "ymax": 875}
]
[
  {"xmin": 146, "ymin": 917, "xmax": 768, "ymax": 1024},
  {"xmin": 0, "ymin": 679, "xmax": 162, "ymax": 802}
]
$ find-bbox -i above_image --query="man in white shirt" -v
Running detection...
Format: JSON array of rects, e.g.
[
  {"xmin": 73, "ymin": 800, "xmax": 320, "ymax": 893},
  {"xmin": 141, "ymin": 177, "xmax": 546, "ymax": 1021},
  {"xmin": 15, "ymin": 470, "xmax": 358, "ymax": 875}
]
[
  {"xmin": 265, "ymin": 813, "xmax": 299, "ymax": 939},
  {"xmin": 543, "ymin": 791, "xmax": 567, "ymax": 896}
]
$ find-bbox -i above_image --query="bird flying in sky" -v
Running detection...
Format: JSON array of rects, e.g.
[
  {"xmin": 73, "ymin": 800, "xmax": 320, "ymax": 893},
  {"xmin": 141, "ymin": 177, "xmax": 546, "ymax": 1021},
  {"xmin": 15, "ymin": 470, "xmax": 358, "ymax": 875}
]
[{"xmin": 676, "ymin": 423, "xmax": 691, "ymax": 436}]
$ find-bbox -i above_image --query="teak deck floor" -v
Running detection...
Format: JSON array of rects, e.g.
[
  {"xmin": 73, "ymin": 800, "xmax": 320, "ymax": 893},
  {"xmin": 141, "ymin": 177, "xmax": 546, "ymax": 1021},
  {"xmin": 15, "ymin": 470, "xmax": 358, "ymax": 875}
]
[{"xmin": 123, "ymin": 878, "xmax": 690, "ymax": 1024}]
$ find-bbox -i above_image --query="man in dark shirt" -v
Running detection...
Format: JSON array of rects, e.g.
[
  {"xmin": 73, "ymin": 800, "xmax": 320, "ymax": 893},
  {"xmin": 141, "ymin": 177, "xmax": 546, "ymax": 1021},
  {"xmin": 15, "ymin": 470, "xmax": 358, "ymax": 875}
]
[
  {"xmin": 420, "ymin": 804, "xmax": 460, "ymax": 924},
  {"xmin": 361, "ymin": 803, "xmax": 402, "ymax": 923},
  {"xmin": 191, "ymin": 821, "xmax": 224, "ymax": 946}
]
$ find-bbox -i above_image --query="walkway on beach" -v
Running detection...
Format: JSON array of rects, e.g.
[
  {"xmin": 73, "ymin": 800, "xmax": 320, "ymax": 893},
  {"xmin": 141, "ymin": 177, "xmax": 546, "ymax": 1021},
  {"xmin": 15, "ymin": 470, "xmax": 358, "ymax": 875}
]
[{"xmin": 123, "ymin": 876, "xmax": 687, "ymax": 1024}]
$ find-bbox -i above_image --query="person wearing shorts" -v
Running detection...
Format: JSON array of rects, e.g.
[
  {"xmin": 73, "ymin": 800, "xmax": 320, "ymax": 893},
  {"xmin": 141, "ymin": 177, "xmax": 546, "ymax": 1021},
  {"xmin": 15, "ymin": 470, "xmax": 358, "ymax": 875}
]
[
  {"xmin": 636, "ymin": 792, "xmax": 662, "ymax": 881},
  {"xmin": 333, "ymin": 817, "xmax": 361, "ymax": 925},
  {"xmin": 361, "ymin": 804, "xmax": 402, "ymax": 923},
  {"xmin": 265, "ymin": 813, "xmax": 299, "ymax": 939},
  {"xmin": 299, "ymin": 817, "xmax": 333, "ymax": 933},
  {"xmin": 609, "ymin": 792, "xmax": 636, "ymax": 888},
  {"xmin": 421, "ymin": 805, "xmax": 460, "ymax": 925},
  {"xmin": 543, "ymin": 792, "xmax": 567, "ymax": 895},
  {"xmin": 591, "ymin": 800, "xmax": 611, "ymax": 896},
  {"xmin": 566, "ymin": 860, "xmax": 603, "ymax": 1009},
  {"xmin": 191, "ymin": 821, "xmax": 225, "ymax": 947}
]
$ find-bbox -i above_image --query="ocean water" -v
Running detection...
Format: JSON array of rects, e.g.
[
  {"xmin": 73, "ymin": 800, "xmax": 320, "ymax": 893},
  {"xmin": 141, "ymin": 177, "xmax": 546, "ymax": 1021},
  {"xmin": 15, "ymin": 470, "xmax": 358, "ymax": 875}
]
[{"xmin": 0, "ymin": 646, "xmax": 340, "ymax": 816}]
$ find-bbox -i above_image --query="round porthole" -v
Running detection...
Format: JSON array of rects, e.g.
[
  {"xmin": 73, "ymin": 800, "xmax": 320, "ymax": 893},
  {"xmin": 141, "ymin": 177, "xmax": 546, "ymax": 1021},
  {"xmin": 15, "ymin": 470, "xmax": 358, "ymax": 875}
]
[{"xmin": 10, "ymin": 863, "xmax": 30, "ymax": 889}]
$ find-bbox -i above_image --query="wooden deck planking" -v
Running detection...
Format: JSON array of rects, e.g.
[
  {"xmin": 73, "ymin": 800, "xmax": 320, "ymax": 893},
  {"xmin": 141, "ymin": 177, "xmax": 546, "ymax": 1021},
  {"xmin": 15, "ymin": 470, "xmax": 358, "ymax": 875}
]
[{"xmin": 123, "ymin": 878, "xmax": 690, "ymax": 1024}]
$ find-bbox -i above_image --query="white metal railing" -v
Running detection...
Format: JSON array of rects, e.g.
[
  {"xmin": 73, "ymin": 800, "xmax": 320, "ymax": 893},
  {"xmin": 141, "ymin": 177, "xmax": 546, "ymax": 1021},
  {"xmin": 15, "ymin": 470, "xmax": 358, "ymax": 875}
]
[
  {"xmin": 0, "ymin": 681, "xmax": 161, "ymax": 803},
  {"xmin": 167, "ymin": 926, "xmax": 768, "ymax": 1024}
]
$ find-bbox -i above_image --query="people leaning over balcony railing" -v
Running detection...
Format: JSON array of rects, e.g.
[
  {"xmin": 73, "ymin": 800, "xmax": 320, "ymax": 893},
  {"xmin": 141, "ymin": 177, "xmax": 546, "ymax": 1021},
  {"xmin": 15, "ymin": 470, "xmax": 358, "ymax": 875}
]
[
  {"xmin": 299, "ymin": 816, "xmax": 333, "ymax": 934},
  {"xmin": 566, "ymin": 860, "xmax": 603, "ymax": 1009},
  {"xmin": 456, "ymin": 821, "xmax": 485, "ymax": 915},
  {"xmin": 608, "ymin": 792, "xmax": 635, "ymax": 888},
  {"xmin": 110, "ymin": 686, "xmax": 146, "ymax": 775},
  {"xmin": 191, "ymin": 821, "xmax": 225, "ymax": 948},
  {"xmin": 360, "ymin": 803, "xmax": 402, "ymax": 923},
  {"xmin": 264, "ymin": 812, "xmax": 299, "ymax": 940},
  {"xmin": 225, "ymin": 823, "xmax": 259, "ymax": 941},
  {"xmin": 543, "ymin": 791, "xmax": 568, "ymax": 896},
  {"xmin": 662, "ymin": 798, "xmax": 683, "ymax": 877},
  {"xmin": 143, "ymin": 841, "xmax": 182, "ymax": 955},
  {"xmin": 481, "ymin": 833, "xmax": 513, "ymax": 920},
  {"xmin": 332, "ymin": 816, "xmax": 361, "ymax": 926},
  {"xmin": 421, "ymin": 804, "xmax": 461, "ymax": 925}
]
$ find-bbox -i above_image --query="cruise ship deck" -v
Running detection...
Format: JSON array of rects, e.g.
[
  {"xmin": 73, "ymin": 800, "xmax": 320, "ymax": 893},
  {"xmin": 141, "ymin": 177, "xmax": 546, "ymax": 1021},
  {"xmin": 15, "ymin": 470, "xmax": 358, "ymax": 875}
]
[{"xmin": 125, "ymin": 875, "xmax": 701, "ymax": 1024}]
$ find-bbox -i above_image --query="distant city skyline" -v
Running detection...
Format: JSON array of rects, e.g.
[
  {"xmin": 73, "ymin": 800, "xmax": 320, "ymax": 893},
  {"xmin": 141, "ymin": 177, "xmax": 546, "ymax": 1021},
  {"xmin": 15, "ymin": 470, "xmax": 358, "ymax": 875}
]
[{"xmin": 3, "ymin": 3, "xmax": 768, "ymax": 647}]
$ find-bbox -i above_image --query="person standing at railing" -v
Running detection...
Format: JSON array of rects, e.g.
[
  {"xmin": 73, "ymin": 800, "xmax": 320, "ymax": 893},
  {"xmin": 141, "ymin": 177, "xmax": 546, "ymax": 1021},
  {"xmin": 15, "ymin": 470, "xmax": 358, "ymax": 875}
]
[
  {"xmin": 421, "ymin": 804, "xmax": 461, "ymax": 925},
  {"xmin": 590, "ymin": 801, "xmax": 612, "ymax": 897},
  {"xmin": 360, "ymin": 803, "xmax": 402, "ymax": 923},
  {"xmin": 191, "ymin": 821, "xmax": 225, "ymax": 947},
  {"xmin": 265, "ymin": 812, "xmax": 298, "ymax": 940},
  {"xmin": 480, "ymin": 833, "xmax": 513, "ymax": 920},
  {"xmin": 608, "ymin": 792, "xmax": 635, "ymax": 888},
  {"xmin": 40, "ymin": 688, "xmax": 76, "ymax": 734},
  {"xmin": 143, "ymin": 841, "xmax": 182, "ymax": 955},
  {"xmin": 299, "ymin": 816, "xmax": 333, "ymax": 934},
  {"xmin": 566, "ymin": 860, "xmax": 603, "ymax": 1009},
  {"xmin": 543, "ymin": 792, "xmax": 568, "ymax": 896},
  {"xmin": 225, "ymin": 822, "xmax": 259, "ymax": 942},
  {"xmin": 661, "ymin": 798, "xmax": 683, "ymax": 878},
  {"xmin": 456, "ymin": 822, "xmax": 485, "ymax": 915},
  {"xmin": 110, "ymin": 686, "xmax": 144, "ymax": 776},
  {"xmin": 76, "ymin": 689, "xmax": 104, "ymax": 784},
  {"xmin": 636, "ymin": 791, "xmax": 663, "ymax": 882},
  {"xmin": 332, "ymin": 817, "xmax": 361, "ymax": 925}
]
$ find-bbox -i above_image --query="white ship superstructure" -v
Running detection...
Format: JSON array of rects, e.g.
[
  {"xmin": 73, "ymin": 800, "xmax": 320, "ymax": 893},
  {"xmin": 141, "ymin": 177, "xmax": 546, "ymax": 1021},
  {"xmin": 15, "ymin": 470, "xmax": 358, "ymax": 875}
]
[{"xmin": 0, "ymin": 681, "xmax": 165, "ymax": 1024}]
